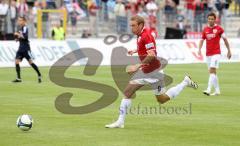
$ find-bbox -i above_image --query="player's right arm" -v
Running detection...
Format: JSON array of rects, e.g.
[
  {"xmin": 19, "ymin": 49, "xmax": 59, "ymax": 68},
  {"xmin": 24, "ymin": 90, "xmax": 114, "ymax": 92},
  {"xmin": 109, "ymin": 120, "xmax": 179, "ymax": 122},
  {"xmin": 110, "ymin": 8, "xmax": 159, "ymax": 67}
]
[
  {"xmin": 198, "ymin": 28, "xmax": 206, "ymax": 56},
  {"xmin": 198, "ymin": 39, "xmax": 204, "ymax": 56}
]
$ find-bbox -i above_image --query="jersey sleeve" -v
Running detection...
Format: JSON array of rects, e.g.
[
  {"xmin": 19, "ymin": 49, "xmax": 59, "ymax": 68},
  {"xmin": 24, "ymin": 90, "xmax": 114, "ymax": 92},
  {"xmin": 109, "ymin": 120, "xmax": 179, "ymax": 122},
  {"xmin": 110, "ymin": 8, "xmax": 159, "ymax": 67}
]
[{"xmin": 219, "ymin": 26, "xmax": 224, "ymax": 34}]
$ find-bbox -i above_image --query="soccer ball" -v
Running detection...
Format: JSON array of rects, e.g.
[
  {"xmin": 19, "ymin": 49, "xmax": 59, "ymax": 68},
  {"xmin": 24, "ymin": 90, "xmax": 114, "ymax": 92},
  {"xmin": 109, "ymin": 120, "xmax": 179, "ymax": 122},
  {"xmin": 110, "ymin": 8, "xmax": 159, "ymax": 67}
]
[{"xmin": 16, "ymin": 114, "xmax": 33, "ymax": 131}]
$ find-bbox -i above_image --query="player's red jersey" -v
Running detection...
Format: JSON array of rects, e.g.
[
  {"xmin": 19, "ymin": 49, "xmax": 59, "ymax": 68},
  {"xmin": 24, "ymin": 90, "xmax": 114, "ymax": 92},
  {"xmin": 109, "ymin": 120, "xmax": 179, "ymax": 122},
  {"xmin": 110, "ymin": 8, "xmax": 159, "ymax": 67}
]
[
  {"xmin": 202, "ymin": 24, "xmax": 224, "ymax": 56},
  {"xmin": 137, "ymin": 27, "xmax": 160, "ymax": 73}
]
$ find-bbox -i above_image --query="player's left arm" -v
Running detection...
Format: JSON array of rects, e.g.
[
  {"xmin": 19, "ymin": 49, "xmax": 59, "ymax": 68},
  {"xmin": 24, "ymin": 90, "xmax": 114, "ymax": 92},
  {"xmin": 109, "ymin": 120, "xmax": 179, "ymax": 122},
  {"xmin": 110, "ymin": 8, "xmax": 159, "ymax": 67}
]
[
  {"xmin": 134, "ymin": 45, "xmax": 156, "ymax": 70},
  {"xmin": 126, "ymin": 37, "xmax": 157, "ymax": 74},
  {"xmin": 128, "ymin": 49, "xmax": 137, "ymax": 55},
  {"xmin": 141, "ymin": 49, "xmax": 156, "ymax": 64},
  {"xmin": 221, "ymin": 32, "xmax": 232, "ymax": 59},
  {"xmin": 126, "ymin": 50, "xmax": 156, "ymax": 74}
]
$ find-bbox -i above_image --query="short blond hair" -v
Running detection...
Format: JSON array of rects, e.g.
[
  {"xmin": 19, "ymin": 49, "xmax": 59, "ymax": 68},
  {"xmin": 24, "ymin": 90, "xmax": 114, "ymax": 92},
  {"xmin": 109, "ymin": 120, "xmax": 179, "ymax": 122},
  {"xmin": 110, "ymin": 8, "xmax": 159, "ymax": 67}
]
[{"xmin": 131, "ymin": 15, "xmax": 145, "ymax": 26}]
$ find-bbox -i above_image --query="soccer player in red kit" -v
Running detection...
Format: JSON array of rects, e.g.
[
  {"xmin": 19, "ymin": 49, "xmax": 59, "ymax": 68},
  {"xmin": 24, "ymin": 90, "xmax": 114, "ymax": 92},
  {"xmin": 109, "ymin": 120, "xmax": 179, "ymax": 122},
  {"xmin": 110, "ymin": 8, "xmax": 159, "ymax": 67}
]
[
  {"xmin": 198, "ymin": 12, "xmax": 231, "ymax": 96},
  {"xmin": 105, "ymin": 16, "xmax": 198, "ymax": 128}
]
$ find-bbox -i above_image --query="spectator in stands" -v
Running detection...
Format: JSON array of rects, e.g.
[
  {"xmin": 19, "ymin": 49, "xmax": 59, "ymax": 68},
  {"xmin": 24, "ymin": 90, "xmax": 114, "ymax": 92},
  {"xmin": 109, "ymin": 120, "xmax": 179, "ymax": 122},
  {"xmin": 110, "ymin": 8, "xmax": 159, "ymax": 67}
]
[
  {"xmin": 17, "ymin": 0, "xmax": 29, "ymax": 17},
  {"xmin": 72, "ymin": 0, "xmax": 86, "ymax": 19},
  {"xmin": 172, "ymin": 0, "xmax": 179, "ymax": 6},
  {"xmin": 79, "ymin": 0, "xmax": 89, "ymax": 18},
  {"xmin": 138, "ymin": 0, "xmax": 148, "ymax": 12},
  {"xmin": 234, "ymin": 0, "xmax": 240, "ymax": 16},
  {"xmin": 88, "ymin": 0, "xmax": 98, "ymax": 37},
  {"xmin": 32, "ymin": 1, "xmax": 40, "ymax": 38},
  {"xmin": 114, "ymin": 0, "xmax": 127, "ymax": 34},
  {"xmin": 41, "ymin": 1, "xmax": 49, "ymax": 38},
  {"xmin": 202, "ymin": 0, "xmax": 209, "ymax": 24},
  {"xmin": 176, "ymin": 13, "xmax": 187, "ymax": 38},
  {"xmin": 148, "ymin": 12, "xmax": 157, "ymax": 28},
  {"xmin": 64, "ymin": 0, "xmax": 74, "ymax": 14},
  {"xmin": 10, "ymin": 0, "xmax": 17, "ymax": 33},
  {"xmin": 5, "ymin": 0, "xmax": 17, "ymax": 40},
  {"xmin": 146, "ymin": 0, "xmax": 158, "ymax": 16},
  {"xmin": 46, "ymin": 0, "xmax": 56, "ymax": 9},
  {"xmin": 0, "ymin": 0, "xmax": 8, "ymax": 14},
  {"xmin": 223, "ymin": 0, "xmax": 232, "ymax": 16},
  {"xmin": 137, "ymin": 5, "xmax": 148, "ymax": 20},
  {"xmin": 0, "ymin": 0, "xmax": 8, "ymax": 40},
  {"xmin": 193, "ymin": 0, "xmax": 204, "ymax": 32},
  {"xmin": 164, "ymin": 0, "xmax": 177, "ymax": 27},
  {"xmin": 185, "ymin": 0, "xmax": 194, "ymax": 31},
  {"xmin": 146, "ymin": 0, "xmax": 158, "ymax": 28},
  {"xmin": 128, "ymin": 0, "xmax": 138, "ymax": 15},
  {"xmin": 51, "ymin": 21, "xmax": 65, "ymax": 40},
  {"xmin": 72, "ymin": 0, "xmax": 80, "ymax": 12},
  {"xmin": 101, "ymin": 0, "xmax": 109, "ymax": 21},
  {"xmin": 222, "ymin": 0, "xmax": 232, "ymax": 26},
  {"xmin": 72, "ymin": 0, "xmax": 86, "ymax": 20},
  {"xmin": 70, "ymin": 6, "xmax": 78, "ymax": 35},
  {"xmin": 207, "ymin": 0, "xmax": 214, "ymax": 12},
  {"xmin": 59, "ymin": 3, "xmax": 67, "ymax": 27},
  {"xmin": 215, "ymin": 0, "xmax": 224, "ymax": 23}
]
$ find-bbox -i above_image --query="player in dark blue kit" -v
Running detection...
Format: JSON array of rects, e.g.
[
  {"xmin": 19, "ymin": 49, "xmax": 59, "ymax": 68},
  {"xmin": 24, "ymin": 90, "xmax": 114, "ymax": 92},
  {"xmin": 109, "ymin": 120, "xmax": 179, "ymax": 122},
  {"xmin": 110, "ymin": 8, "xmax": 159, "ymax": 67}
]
[{"xmin": 12, "ymin": 16, "xmax": 42, "ymax": 83}]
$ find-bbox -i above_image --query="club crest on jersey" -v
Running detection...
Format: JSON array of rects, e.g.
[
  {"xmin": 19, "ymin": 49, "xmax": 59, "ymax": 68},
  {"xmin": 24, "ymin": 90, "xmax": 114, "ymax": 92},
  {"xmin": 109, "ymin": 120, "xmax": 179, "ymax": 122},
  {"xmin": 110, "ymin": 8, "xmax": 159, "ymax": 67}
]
[{"xmin": 213, "ymin": 29, "xmax": 217, "ymax": 34}]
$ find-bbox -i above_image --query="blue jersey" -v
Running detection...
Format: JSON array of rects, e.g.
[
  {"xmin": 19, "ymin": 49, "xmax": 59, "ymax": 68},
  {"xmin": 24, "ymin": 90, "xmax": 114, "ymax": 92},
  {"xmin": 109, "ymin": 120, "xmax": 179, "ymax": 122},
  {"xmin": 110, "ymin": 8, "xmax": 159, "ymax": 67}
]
[{"xmin": 17, "ymin": 25, "xmax": 30, "ymax": 52}]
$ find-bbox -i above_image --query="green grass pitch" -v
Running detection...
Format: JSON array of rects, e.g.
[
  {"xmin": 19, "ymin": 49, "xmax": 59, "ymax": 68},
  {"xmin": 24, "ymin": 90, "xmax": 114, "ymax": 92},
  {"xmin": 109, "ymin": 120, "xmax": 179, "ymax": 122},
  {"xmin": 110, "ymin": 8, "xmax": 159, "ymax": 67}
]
[{"xmin": 0, "ymin": 63, "xmax": 239, "ymax": 146}]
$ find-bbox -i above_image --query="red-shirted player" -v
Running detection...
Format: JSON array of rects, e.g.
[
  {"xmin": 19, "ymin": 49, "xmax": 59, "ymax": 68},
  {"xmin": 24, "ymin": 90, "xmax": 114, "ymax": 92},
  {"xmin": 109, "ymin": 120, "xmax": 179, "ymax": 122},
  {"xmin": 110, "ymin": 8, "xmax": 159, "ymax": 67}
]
[
  {"xmin": 198, "ymin": 12, "xmax": 231, "ymax": 96},
  {"xmin": 105, "ymin": 16, "xmax": 198, "ymax": 128}
]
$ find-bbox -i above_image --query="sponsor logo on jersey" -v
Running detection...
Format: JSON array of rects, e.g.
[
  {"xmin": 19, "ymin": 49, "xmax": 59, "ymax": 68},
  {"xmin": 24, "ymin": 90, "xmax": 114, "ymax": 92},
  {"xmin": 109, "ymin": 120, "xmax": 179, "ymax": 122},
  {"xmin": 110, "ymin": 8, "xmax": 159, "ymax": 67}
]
[{"xmin": 206, "ymin": 33, "xmax": 216, "ymax": 40}]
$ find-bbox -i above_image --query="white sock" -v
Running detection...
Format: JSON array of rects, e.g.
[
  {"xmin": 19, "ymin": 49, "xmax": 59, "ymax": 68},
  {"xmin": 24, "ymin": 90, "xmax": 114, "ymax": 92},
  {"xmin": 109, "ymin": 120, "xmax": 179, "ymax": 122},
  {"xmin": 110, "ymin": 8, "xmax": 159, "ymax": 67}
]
[
  {"xmin": 207, "ymin": 74, "xmax": 214, "ymax": 92},
  {"xmin": 117, "ymin": 98, "xmax": 132, "ymax": 124},
  {"xmin": 165, "ymin": 80, "xmax": 188, "ymax": 99},
  {"xmin": 212, "ymin": 74, "xmax": 220, "ymax": 93}
]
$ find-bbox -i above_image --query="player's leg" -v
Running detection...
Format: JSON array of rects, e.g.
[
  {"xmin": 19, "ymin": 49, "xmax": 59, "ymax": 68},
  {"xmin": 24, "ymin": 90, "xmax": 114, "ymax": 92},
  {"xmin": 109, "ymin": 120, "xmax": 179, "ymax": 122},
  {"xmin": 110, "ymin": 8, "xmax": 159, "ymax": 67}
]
[
  {"xmin": 12, "ymin": 59, "xmax": 22, "ymax": 82},
  {"xmin": 117, "ymin": 83, "xmax": 143, "ymax": 123},
  {"xmin": 155, "ymin": 76, "xmax": 198, "ymax": 104},
  {"xmin": 105, "ymin": 82, "xmax": 144, "ymax": 128},
  {"xmin": 12, "ymin": 51, "xmax": 23, "ymax": 83},
  {"xmin": 203, "ymin": 55, "xmax": 214, "ymax": 95},
  {"xmin": 26, "ymin": 51, "xmax": 42, "ymax": 83},
  {"xmin": 209, "ymin": 67, "xmax": 220, "ymax": 96},
  {"xmin": 203, "ymin": 55, "xmax": 220, "ymax": 96},
  {"xmin": 28, "ymin": 59, "xmax": 42, "ymax": 83}
]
